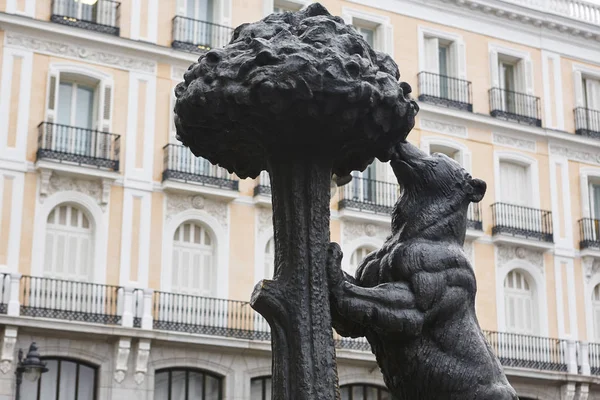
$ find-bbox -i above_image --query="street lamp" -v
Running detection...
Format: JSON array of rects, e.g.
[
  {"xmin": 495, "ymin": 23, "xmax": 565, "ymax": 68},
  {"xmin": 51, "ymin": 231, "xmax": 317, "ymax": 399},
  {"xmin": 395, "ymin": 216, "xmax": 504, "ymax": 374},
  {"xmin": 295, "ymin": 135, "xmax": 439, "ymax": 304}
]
[{"xmin": 15, "ymin": 343, "xmax": 48, "ymax": 400}]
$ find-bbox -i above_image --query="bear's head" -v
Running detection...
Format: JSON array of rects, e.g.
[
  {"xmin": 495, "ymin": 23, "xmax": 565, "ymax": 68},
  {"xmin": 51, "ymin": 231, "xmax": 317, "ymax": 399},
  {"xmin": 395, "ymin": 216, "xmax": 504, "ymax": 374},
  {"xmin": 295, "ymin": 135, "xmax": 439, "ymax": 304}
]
[{"xmin": 389, "ymin": 141, "xmax": 486, "ymax": 244}]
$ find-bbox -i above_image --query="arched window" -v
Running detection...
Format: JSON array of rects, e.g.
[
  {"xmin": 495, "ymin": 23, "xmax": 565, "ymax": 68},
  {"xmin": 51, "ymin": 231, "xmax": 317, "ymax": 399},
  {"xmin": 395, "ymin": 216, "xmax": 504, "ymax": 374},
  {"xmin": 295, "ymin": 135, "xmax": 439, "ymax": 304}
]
[
  {"xmin": 21, "ymin": 358, "xmax": 97, "ymax": 399},
  {"xmin": 593, "ymin": 284, "xmax": 600, "ymax": 341},
  {"xmin": 250, "ymin": 376, "xmax": 272, "ymax": 400},
  {"xmin": 504, "ymin": 270, "xmax": 535, "ymax": 334},
  {"xmin": 172, "ymin": 222, "xmax": 215, "ymax": 296},
  {"xmin": 155, "ymin": 368, "xmax": 222, "ymax": 400},
  {"xmin": 340, "ymin": 384, "xmax": 390, "ymax": 400},
  {"xmin": 44, "ymin": 204, "xmax": 94, "ymax": 280},
  {"xmin": 347, "ymin": 246, "xmax": 376, "ymax": 276},
  {"xmin": 429, "ymin": 143, "xmax": 462, "ymax": 164},
  {"xmin": 265, "ymin": 237, "xmax": 275, "ymax": 279}
]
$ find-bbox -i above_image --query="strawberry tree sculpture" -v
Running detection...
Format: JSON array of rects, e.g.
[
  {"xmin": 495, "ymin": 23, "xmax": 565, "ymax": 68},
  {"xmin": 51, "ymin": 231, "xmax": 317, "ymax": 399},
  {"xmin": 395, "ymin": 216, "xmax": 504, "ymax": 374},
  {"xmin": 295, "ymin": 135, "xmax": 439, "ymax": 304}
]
[{"xmin": 174, "ymin": 4, "xmax": 418, "ymax": 398}]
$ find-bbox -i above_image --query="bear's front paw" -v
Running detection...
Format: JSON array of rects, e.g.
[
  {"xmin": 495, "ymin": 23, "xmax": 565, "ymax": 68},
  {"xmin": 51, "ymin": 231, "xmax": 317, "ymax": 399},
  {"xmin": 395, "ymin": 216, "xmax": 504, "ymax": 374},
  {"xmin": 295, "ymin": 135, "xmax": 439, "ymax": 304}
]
[{"xmin": 326, "ymin": 242, "xmax": 344, "ymax": 288}]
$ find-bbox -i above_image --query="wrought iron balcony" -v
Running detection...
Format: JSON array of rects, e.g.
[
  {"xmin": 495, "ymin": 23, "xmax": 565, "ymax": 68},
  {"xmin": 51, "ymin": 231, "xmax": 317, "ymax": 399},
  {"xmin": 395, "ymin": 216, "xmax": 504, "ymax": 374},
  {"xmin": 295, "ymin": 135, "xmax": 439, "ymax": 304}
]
[
  {"xmin": 574, "ymin": 107, "xmax": 600, "ymax": 139},
  {"xmin": 579, "ymin": 218, "xmax": 600, "ymax": 250},
  {"xmin": 172, "ymin": 16, "xmax": 233, "ymax": 53},
  {"xmin": 338, "ymin": 177, "xmax": 398, "ymax": 215},
  {"xmin": 417, "ymin": 72, "xmax": 472, "ymax": 112},
  {"xmin": 467, "ymin": 203, "xmax": 483, "ymax": 231},
  {"xmin": 51, "ymin": 0, "xmax": 120, "ymax": 36},
  {"xmin": 489, "ymin": 88, "xmax": 542, "ymax": 127},
  {"xmin": 483, "ymin": 331, "xmax": 570, "ymax": 372},
  {"xmin": 163, "ymin": 144, "xmax": 238, "ymax": 191},
  {"xmin": 19, "ymin": 275, "xmax": 123, "ymax": 325},
  {"xmin": 254, "ymin": 171, "xmax": 272, "ymax": 197},
  {"xmin": 37, "ymin": 122, "xmax": 120, "ymax": 171},
  {"xmin": 491, "ymin": 203, "xmax": 553, "ymax": 242}
]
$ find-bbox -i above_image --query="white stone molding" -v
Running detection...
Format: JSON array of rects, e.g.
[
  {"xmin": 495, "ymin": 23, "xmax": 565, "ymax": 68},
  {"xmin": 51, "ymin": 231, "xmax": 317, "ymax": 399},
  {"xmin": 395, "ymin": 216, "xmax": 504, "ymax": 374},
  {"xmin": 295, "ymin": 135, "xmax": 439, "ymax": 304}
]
[
  {"xmin": 579, "ymin": 167, "xmax": 600, "ymax": 219},
  {"xmin": 5, "ymin": 32, "xmax": 156, "ymax": 73},
  {"xmin": 583, "ymin": 257, "xmax": 600, "ymax": 283},
  {"xmin": 549, "ymin": 144, "xmax": 600, "ymax": 165},
  {"xmin": 493, "ymin": 151, "xmax": 541, "ymax": 209},
  {"xmin": 161, "ymin": 208, "xmax": 229, "ymax": 298},
  {"xmin": 542, "ymin": 51, "xmax": 564, "ymax": 130},
  {"xmin": 6, "ymin": 0, "xmax": 35, "ymax": 17},
  {"xmin": 0, "ymin": 326, "xmax": 18, "ymax": 374},
  {"xmin": 342, "ymin": 221, "xmax": 390, "ymax": 245},
  {"xmin": 492, "ymin": 133, "xmax": 536, "ymax": 152},
  {"xmin": 0, "ymin": 172, "xmax": 25, "ymax": 272},
  {"xmin": 561, "ymin": 383, "xmax": 576, "ymax": 400},
  {"xmin": 417, "ymin": 26, "xmax": 466, "ymax": 80},
  {"xmin": 7, "ymin": 273, "xmax": 21, "ymax": 317},
  {"xmin": 341, "ymin": 7, "xmax": 394, "ymax": 57},
  {"xmin": 165, "ymin": 193, "xmax": 228, "ymax": 228},
  {"xmin": 419, "ymin": 118, "xmax": 468, "ymax": 138},
  {"xmin": 134, "ymin": 339, "xmax": 151, "ymax": 385},
  {"xmin": 257, "ymin": 207, "xmax": 273, "ymax": 236},
  {"xmin": 39, "ymin": 169, "xmax": 53, "ymax": 198},
  {"xmin": 114, "ymin": 338, "xmax": 131, "ymax": 383},
  {"xmin": 342, "ymin": 236, "xmax": 385, "ymax": 274},
  {"xmin": 576, "ymin": 383, "xmax": 590, "ymax": 400},
  {"xmin": 171, "ymin": 65, "xmax": 188, "ymax": 81},
  {"xmin": 495, "ymin": 246, "xmax": 549, "ymax": 335},
  {"xmin": 420, "ymin": 136, "xmax": 472, "ymax": 172},
  {"xmin": 101, "ymin": 179, "xmax": 112, "ymax": 209},
  {"xmin": 254, "ymin": 220, "xmax": 274, "ymax": 284},
  {"xmin": 31, "ymin": 190, "xmax": 108, "ymax": 284}
]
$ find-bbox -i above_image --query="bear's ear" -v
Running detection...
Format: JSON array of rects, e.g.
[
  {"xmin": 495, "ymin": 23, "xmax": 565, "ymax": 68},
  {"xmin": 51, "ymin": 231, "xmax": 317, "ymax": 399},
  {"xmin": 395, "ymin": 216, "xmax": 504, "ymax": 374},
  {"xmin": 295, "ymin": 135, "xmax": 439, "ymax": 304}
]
[{"xmin": 467, "ymin": 178, "xmax": 487, "ymax": 203}]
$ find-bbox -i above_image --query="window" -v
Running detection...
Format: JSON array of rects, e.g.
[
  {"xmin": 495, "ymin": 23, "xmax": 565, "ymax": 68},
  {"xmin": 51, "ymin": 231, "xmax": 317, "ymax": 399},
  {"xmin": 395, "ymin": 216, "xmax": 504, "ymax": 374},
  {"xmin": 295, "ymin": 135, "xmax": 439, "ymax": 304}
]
[
  {"xmin": 251, "ymin": 376, "xmax": 272, "ymax": 400},
  {"xmin": 351, "ymin": 164, "xmax": 377, "ymax": 203},
  {"xmin": 44, "ymin": 204, "xmax": 93, "ymax": 281},
  {"xmin": 489, "ymin": 48, "xmax": 535, "ymax": 120},
  {"xmin": 273, "ymin": 0, "xmax": 303, "ymax": 13},
  {"xmin": 155, "ymin": 369, "xmax": 222, "ymax": 400},
  {"xmin": 340, "ymin": 384, "xmax": 390, "ymax": 400},
  {"xmin": 21, "ymin": 358, "xmax": 97, "ymax": 400},
  {"xmin": 172, "ymin": 222, "xmax": 216, "ymax": 296},
  {"xmin": 347, "ymin": 246, "xmax": 375, "ymax": 276},
  {"xmin": 264, "ymin": 237, "xmax": 275, "ymax": 279},
  {"xmin": 590, "ymin": 183, "xmax": 600, "ymax": 219},
  {"xmin": 184, "ymin": 0, "xmax": 214, "ymax": 22},
  {"xmin": 355, "ymin": 25, "xmax": 375, "ymax": 47},
  {"xmin": 593, "ymin": 285, "xmax": 600, "ymax": 341},
  {"xmin": 429, "ymin": 144, "xmax": 461, "ymax": 164},
  {"xmin": 504, "ymin": 270, "xmax": 535, "ymax": 334},
  {"xmin": 499, "ymin": 161, "xmax": 529, "ymax": 207},
  {"xmin": 342, "ymin": 9, "xmax": 392, "ymax": 55},
  {"xmin": 584, "ymin": 77, "xmax": 600, "ymax": 111}
]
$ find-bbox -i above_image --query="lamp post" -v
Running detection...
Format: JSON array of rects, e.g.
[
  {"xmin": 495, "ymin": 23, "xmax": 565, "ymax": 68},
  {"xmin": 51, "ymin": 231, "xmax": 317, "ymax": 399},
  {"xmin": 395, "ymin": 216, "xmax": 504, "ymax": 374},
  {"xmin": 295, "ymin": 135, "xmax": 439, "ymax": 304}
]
[{"xmin": 15, "ymin": 342, "xmax": 48, "ymax": 400}]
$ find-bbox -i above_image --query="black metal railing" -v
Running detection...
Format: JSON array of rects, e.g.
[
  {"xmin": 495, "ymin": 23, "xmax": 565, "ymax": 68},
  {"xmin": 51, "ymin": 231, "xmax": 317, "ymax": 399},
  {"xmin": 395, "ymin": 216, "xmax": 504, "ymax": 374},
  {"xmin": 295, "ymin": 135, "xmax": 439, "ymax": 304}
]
[
  {"xmin": 0, "ymin": 274, "xmax": 9, "ymax": 315},
  {"xmin": 491, "ymin": 203, "xmax": 553, "ymax": 242},
  {"xmin": 574, "ymin": 107, "xmax": 600, "ymax": 139},
  {"xmin": 163, "ymin": 144, "xmax": 238, "ymax": 190},
  {"xmin": 19, "ymin": 275, "xmax": 123, "ymax": 325},
  {"xmin": 579, "ymin": 218, "xmax": 600, "ymax": 249},
  {"xmin": 51, "ymin": 0, "xmax": 120, "ymax": 36},
  {"xmin": 417, "ymin": 72, "xmax": 472, "ymax": 112},
  {"xmin": 489, "ymin": 88, "xmax": 542, "ymax": 127},
  {"xmin": 172, "ymin": 16, "xmax": 233, "ymax": 53},
  {"xmin": 152, "ymin": 291, "xmax": 271, "ymax": 341},
  {"xmin": 37, "ymin": 122, "xmax": 120, "ymax": 170},
  {"xmin": 338, "ymin": 178, "xmax": 398, "ymax": 215},
  {"xmin": 467, "ymin": 203, "xmax": 483, "ymax": 231},
  {"xmin": 484, "ymin": 331, "xmax": 569, "ymax": 372},
  {"xmin": 254, "ymin": 171, "xmax": 272, "ymax": 197}
]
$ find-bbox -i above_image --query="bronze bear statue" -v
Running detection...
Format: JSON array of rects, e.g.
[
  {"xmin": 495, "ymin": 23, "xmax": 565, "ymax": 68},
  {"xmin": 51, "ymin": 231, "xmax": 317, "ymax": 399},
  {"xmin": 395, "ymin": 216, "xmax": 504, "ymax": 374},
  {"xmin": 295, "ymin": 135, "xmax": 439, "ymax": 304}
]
[{"xmin": 327, "ymin": 141, "xmax": 518, "ymax": 399}]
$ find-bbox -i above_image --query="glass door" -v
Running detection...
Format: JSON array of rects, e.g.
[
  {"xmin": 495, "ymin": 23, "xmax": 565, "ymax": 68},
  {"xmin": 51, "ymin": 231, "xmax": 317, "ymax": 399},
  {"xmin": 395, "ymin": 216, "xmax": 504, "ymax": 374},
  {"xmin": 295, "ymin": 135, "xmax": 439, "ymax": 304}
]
[
  {"xmin": 184, "ymin": 0, "xmax": 214, "ymax": 46},
  {"xmin": 56, "ymin": 81, "xmax": 95, "ymax": 156},
  {"xmin": 499, "ymin": 62, "xmax": 516, "ymax": 114}
]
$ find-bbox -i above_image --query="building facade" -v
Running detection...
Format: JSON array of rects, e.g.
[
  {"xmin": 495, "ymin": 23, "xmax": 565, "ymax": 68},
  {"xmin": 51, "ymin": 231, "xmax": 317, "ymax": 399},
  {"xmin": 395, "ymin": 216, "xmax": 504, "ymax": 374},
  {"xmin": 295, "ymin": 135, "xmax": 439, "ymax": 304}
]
[{"xmin": 1, "ymin": 0, "xmax": 600, "ymax": 398}]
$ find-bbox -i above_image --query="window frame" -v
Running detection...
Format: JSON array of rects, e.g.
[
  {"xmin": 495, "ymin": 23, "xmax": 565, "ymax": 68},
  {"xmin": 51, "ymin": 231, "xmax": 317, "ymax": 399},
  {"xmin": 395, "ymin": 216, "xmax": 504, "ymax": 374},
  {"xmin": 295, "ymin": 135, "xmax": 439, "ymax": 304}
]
[
  {"xmin": 339, "ymin": 383, "xmax": 390, "ymax": 400},
  {"xmin": 489, "ymin": 44, "xmax": 534, "ymax": 96},
  {"xmin": 250, "ymin": 376, "xmax": 272, "ymax": 400},
  {"xmin": 341, "ymin": 8, "xmax": 393, "ymax": 56},
  {"xmin": 25, "ymin": 357, "xmax": 98, "ymax": 400},
  {"xmin": 418, "ymin": 26, "xmax": 466, "ymax": 80},
  {"xmin": 494, "ymin": 151, "xmax": 540, "ymax": 209},
  {"xmin": 503, "ymin": 269, "xmax": 536, "ymax": 335},
  {"xmin": 155, "ymin": 368, "xmax": 223, "ymax": 400}
]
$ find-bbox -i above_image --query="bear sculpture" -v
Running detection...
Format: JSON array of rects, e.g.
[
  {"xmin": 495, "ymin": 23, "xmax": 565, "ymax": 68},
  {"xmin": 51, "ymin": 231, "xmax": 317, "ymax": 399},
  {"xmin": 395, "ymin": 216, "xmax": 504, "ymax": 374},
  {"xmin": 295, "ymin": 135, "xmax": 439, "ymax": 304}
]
[{"xmin": 327, "ymin": 141, "xmax": 518, "ymax": 399}]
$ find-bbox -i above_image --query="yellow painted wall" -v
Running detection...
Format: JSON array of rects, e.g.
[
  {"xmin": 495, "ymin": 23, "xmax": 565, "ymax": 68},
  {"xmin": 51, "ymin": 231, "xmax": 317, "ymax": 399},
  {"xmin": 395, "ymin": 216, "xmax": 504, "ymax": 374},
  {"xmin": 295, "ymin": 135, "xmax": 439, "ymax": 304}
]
[
  {"xmin": 149, "ymin": 192, "xmax": 164, "ymax": 289},
  {"xmin": 474, "ymin": 242, "xmax": 497, "ymax": 331},
  {"xmin": 106, "ymin": 186, "xmax": 124, "ymax": 285},
  {"xmin": 157, "ymin": 0, "xmax": 177, "ymax": 48},
  {"xmin": 228, "ymin": 203, "xmax": 256, "ymax": 300},
  {"xmin": 18, "ymin": 173, "xmax": 37, "ymax": 275}
]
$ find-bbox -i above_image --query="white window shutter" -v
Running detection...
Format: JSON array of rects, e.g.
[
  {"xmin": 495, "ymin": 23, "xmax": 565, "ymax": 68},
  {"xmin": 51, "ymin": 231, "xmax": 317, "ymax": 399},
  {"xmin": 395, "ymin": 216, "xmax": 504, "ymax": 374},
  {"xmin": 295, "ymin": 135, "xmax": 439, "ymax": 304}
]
[
  {"xmin": 100, "ymin": 81, "xmax": 113, "ymax": 132},
  {"xmin": 169, "ymin": 90, "xmax": 177, "ymax": 141},
  {"xmin": 341, "ymin": 11, "xmax": 352, "ymax": 25},
  {"xmin": 462, "ymin": 152, "xmax": 472, "ymax": 173},
  {"xmin": 176, "ymin": 0, "xmax": 186, "ymax": 15},
  {"xmin": 523, "ymin": 58, "xmax": 534, "ymax": 95},
  {"xmin": 219, "ymin": 0, "xmax": 232, "ymax": 29},
  {"xmin": 46, "ymin": 70, "xmax": 60, "ymax": 123},
  {"xmin": 574, "ymin": 70, "xmax": 584, "ymax": 107},
  {"xmin": 586, "ymin": 78, "xmax": 600, "ymax": 110},
  {"xmin": 382, "ymin": 23, "xmax": 394, "ymax": 58},
  {"xmin": 455, "ymin": 40, "xmax": 467, "ymax": 80},
  {"xmin": 424, "ymin": 37, "xmax": 440, "ymax": 74},
  {"xmin": 489, "ymin": 50, "xmax": 499, "ymax": 88}
]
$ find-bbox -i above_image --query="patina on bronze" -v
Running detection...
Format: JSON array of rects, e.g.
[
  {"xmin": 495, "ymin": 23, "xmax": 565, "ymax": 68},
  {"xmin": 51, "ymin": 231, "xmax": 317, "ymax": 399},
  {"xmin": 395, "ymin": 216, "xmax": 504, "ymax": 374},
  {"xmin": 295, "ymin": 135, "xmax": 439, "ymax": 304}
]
[{"xmin": 174, "ymin": 3, "xmax": 416, "ymax": 398}]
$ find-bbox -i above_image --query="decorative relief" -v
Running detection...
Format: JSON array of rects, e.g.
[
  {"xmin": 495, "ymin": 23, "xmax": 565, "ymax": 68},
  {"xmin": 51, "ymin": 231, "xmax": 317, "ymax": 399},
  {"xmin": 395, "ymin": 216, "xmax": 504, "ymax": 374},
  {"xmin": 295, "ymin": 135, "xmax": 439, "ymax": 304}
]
[
  {"xmin": 550, "ymin": 144, "xmax": 600, "ymax": 165},
  {"xmin": 496, "ymin": 245, "xmax": 544, "ymax": 272},
  {"xmin": 171, "ymin": 65, "xmax": 189, "ymax": 81},
  {"xmin": 6, "ymin": 32, "xmax": 156, "ymax": 73},
  {"xmin": 134, "ymin": 339, "xmax": 151, "ymax": 385},
  {"xmin": 0, "ymin": 327, "xmax": 18, "ymax": 374},
  {"xmin": 257, "ymin": 207, "xmax": 273, "ymax": 235},
  {"xmin": 343, "ymin": 221, "xmax": 390, "ymax": 244},
  {"xmin": 166, "ymin": 193, "xmax": 228, "ymax": 227},
  {"xmin": 583, "ymin": 257, "xmax": 600, "ymax": 283},
  {"xmin": 492, "ymin": 133, "xmax": 536, "ymax": 152},
  {"xmin": 420, "ymin": 119, "xmax": 467, "ymax": 138},
  {"xmin": 40, "ymin": 171, "xmax": 111, "ymax": 209},
  {"xmin": 113, "ymin": 338, "xmax": 131, "ymax": 383}
]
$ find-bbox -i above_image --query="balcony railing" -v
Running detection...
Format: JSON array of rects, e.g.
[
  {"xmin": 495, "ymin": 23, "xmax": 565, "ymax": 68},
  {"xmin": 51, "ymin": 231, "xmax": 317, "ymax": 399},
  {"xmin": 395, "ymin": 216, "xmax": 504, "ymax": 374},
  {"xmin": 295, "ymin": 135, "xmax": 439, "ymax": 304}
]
[
  {"xmin": 51, "ymin": 0, "xmax": 120, "ymax": 36},
  {"xmin": 489, "ymin": 88, "xmax": 542, "ymax": 127},
  {"xmin": 338, "ymin": 177, "xmax": 398, "ymax": 215},
  {"xmin": 19, "ymin": 275, "xmax": 123, "ymax": 325},
  {"xmin": 574, "ymin": 107, "xmax": 600, "ymax": 139},
  {"xmin": 417, "ymin": 72, "xmax": 473, "ymax": 112},
  {"xmin": 254, "ymin": 171, "xmax": 272, "ymax": 196},
  {"xmin": 491, "ymin": 203, "xmax": 553, "ymax": 242},
  {"xmin": 504, "ymin": 0, "xmax": 600, "ymax": 26},
  {"xmin": 163, "ymin": 144, "xmax": 238, "ymax": 191},
  {"xmin": 172, "ymin": 16, "xmax": 233, "ymax": 53},
  {"xmin": 579, "ymin": 218, "xmax": 600, "ymax": 250},
  {"xmin": 467, "ymin": 203, "xmax": 483, "ymax": 231},
  {"xmin": 0, "ymin": 274, "xmax": 9, "ymax": 315},
  {"xmin": 37, "ymin": 122, "xmax": 120, "ymax": 170},
  {"xmin": 484, "ymin": 331, "xmax": 570, "ymax": 372}
]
